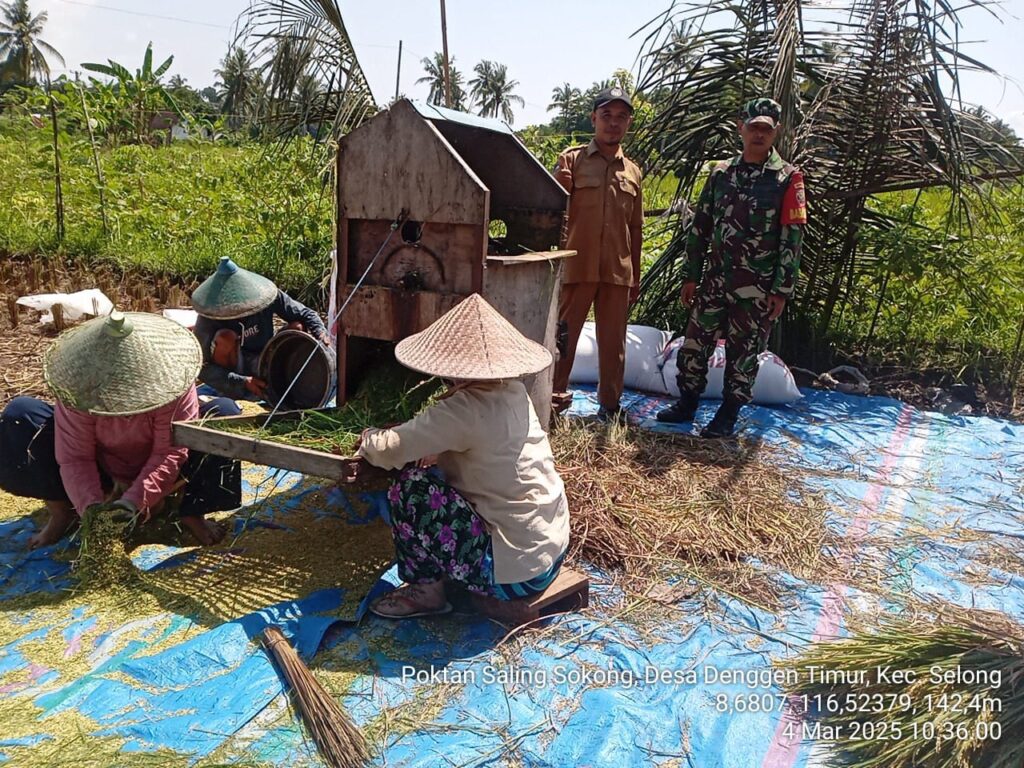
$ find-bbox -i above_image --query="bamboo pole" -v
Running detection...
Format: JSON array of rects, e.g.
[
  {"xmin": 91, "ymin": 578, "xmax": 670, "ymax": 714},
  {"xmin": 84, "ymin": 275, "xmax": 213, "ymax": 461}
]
[
  {"xmin": 77, "ymin": 84, "xmax": 110, "ymax": 238},
  {"xmin": 46, "ymin": 79, "xmax": 65, "ymax": 243}
]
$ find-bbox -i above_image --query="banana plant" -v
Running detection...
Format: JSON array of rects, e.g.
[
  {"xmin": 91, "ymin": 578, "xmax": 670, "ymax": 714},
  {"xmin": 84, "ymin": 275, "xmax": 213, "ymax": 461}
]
[{"xmin": 82, "ymin": 42, "xmax": 183, "ymax": 144}]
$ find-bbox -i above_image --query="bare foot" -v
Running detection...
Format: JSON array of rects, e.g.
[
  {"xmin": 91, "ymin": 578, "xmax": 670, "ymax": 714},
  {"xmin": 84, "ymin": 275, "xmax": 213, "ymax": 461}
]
[
  {"xmin": 28, "ymin": 502, "xmax": 77, "ymax": 550},
  {"xmin": 179, "ymin": 516, "xmax": 228, "ymax": 546}
]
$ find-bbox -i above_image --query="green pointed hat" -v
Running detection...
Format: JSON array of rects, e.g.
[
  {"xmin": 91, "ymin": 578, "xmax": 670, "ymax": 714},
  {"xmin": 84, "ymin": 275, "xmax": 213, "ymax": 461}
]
[
  {"xmin": 191, "ymin": 257, "xmax": 277, "ymax": 320},
  {"xmin": 44, "ymin": 311, "xmax": 202, "ymax": 416}
]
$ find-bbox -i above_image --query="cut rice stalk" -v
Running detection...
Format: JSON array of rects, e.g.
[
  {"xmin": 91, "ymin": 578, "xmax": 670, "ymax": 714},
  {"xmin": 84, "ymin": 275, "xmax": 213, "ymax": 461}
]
[{"xmin": 782, "ymin": 607, "xmax": 1024, "ymax": 768}]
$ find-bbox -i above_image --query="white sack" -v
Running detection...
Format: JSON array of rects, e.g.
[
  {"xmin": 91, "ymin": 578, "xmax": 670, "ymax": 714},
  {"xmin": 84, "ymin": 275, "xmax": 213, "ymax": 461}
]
[
  {"xmin": 17, "ymin": 289, "xmax": 114, "ymax": 325},
  {"xmin": 162, "ymin": 308, "xmax": 198, "ymax": 329},
  {"xmin": 660, "ymin": 337, "xmax": 801, "ymax": 404},
  {"xmin": 568, "ymin": 322, "xmax": 672, "ymax": 391}
]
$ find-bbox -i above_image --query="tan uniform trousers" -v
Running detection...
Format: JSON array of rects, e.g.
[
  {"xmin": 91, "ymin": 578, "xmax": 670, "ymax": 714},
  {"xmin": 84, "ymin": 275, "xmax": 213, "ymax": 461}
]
[{"xmin": 553, "ymin": 282, "xmax": 631, "ymax": 412}]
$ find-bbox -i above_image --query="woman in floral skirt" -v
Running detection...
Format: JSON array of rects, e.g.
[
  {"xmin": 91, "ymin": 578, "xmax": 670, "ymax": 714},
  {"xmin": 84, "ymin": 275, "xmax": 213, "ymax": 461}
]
[{"xmin": 352, "ymin": 294, "xmax": 569, "ymax": 619}]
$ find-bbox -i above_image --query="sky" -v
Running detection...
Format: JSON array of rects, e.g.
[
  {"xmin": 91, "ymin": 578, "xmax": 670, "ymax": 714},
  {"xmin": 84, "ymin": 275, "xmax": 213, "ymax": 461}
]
[{"xmin": 34, "ymin": 0, "xmax": 1024, "ymax": 135}]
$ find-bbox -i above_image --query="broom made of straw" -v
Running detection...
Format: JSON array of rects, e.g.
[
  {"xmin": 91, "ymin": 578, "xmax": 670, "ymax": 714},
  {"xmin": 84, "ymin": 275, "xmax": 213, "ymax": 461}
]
[{"xmin": 261, "ymin": 626, "xmax": 370, "ymax": 768}]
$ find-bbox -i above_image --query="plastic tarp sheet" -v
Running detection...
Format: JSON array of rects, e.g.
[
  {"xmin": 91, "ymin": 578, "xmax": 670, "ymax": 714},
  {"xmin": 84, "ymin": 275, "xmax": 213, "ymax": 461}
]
[{"xmin": 0, "ymin": 387, "xmax": 1021, "ymax": 767}]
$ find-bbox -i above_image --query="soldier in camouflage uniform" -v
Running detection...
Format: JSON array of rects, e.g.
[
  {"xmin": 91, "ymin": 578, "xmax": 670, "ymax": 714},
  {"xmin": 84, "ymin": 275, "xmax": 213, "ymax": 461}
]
[{"xmin": 657, "ymin": 98, "xmax": 807, "ymax": 437}]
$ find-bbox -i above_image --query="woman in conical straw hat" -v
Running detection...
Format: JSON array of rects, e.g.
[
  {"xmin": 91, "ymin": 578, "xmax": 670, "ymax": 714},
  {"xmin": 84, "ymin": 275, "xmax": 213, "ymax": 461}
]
[
  {"xmin": 0, "ymin": 311, "xmax": 241, "ymax": 548},
  {"xmin": 352, "ymin": 294, "xmax": 570, "ymax": 618}
]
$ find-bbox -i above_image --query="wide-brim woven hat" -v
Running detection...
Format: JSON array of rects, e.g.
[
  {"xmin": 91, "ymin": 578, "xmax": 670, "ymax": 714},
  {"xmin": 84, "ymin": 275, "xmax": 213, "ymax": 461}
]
[
  {"xmin": 44, "ymin": 311, "xmax": 202, "ymax": 416},
  {"xmin": 395, "ymin": 294, "xmax": 552, "ymax": 380},
  {"xmin": 191, "ymin": 256, "xmax": 277, "ymax": 320}
]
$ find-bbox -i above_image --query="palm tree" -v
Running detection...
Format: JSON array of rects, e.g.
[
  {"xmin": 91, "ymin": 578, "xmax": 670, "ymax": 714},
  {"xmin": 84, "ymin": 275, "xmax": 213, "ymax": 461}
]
[
  {"xmin": 548, "ymin": 82, "xmax": 581, "ymax": 131},
  {"xmin": 610, "ymin": 68, "xmax": 634, "ymax": 94},
  {"xmin": 215, "ymin": 47, "xmax": 260, "ymax": 127},
  {"xmin": 293, "ymin": 71, "xmax": 324, "ymax": 126},
  {"xmin": 417, "ymin": 51, "xmax": 466, "ymax": 110},
  {"xmin": 965, "ymin": 104, "xmax": 1019, "ymax": 150},
  {"xmin": 581, "ymin": 79, "xmax": 613, "ymax": 109},
  {"xmin": 468, "ymin": 60, "xmax": 524, "ymax": 123},
  {"xmin": 0, "ymin": 0, "xmax": 64, "ymax": 85}
]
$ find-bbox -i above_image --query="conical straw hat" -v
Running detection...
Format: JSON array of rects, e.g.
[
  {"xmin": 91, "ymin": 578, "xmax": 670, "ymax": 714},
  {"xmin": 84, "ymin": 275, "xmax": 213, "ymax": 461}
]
[
  {"xmin": 44, "ymin": 311, "xmax": 202, "ymax": 416},
  {"xmin": 395, "ymin": 294, "xmax": 552, "ymax": 380},
  {"xmin": 191, "ymin": 256, "xmax": 277, "ymax": 320}
]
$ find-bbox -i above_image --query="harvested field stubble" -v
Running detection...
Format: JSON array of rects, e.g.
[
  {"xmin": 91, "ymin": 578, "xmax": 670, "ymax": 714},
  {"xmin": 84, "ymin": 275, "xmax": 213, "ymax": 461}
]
[
  {"xmin": 0, "ymin": 255, "xmax": 198, "ymax": 403},
  {"xmin": 551, "ymin": 421, "xmax": 837, "ymax": 607}
]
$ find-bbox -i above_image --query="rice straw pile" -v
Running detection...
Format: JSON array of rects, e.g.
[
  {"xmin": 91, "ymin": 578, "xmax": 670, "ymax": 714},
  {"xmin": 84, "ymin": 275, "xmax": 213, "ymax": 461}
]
[
  {"xmin": 215, "ymin": 365, "xmax": 443, "ymax": 455},
  {"xmin": 551, "ymin": 421, "xmax": 835, "ymax": 605},
  {"xmin": 782, "ymin": 605, "xmax": 1024, "ymax": 768}
]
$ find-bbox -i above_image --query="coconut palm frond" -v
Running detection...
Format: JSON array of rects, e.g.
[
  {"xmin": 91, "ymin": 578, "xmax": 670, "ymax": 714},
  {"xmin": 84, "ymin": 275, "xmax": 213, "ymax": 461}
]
[
  {"xmin": 243, "ymin": 0, "xmax": 377, "ymax": 141},
  {"xmin": 631, "ymin": 0, "xmax": 1024, "ymax": 361}
]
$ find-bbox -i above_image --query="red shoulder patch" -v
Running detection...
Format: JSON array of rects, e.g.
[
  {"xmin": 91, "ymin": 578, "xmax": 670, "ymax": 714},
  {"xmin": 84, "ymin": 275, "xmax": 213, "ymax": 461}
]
[{"xmin": 781, "ymin": 171, "xmax": 807, "ymax": 225}]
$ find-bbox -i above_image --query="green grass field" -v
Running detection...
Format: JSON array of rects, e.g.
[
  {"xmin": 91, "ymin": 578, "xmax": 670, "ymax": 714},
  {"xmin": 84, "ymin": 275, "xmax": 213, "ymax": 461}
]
[
  {"xmin": 0, "ymin": 116, "xmax": 333, "ymax": 301},
  {"xmin": 1, "ymin": 113, "xmax": 1021, "ymax": 391}
]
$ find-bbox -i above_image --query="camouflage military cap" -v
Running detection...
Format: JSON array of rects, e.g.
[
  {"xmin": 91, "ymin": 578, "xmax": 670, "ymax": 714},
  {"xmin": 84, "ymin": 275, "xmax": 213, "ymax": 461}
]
[{"xmin": 739, "ymin": 98, "xmax": 782, "ymax": 128}]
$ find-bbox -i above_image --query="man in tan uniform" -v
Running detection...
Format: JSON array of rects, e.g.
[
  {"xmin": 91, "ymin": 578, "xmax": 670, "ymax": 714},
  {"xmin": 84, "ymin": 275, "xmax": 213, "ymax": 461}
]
[{"xmin": 552, "ymin": 87, "xmax": 644, "ymax": 421}]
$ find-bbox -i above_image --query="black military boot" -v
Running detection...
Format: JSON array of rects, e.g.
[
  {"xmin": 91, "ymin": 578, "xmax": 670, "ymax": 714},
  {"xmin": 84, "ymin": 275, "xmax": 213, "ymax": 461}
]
[
  {"xmin": 700, "ymin": 399, "xmax": 743, "ymax": 438},
  {"xmin": 656, "ymin": 391, "xmax": 699, "ymax": 423}
]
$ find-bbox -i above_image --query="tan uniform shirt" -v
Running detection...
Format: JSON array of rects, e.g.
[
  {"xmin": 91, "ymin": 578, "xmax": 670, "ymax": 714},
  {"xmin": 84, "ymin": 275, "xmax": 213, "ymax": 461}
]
[
  {"xmin": 557, "ymin": 139, "xmax": 644, "ymax": 286},
  {"xmin": 357, "ymin": 379, "xmax": 569, "ymax": 584}
]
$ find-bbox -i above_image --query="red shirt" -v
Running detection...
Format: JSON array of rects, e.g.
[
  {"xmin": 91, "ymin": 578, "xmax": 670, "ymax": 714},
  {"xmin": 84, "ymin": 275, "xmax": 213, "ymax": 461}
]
[{"xmin": 55, "ymin": 387, "xmax": 197, "ymax": 514}]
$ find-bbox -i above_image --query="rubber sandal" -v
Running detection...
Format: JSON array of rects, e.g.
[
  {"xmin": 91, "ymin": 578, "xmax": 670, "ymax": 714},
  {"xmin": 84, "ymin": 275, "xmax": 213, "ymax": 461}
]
[{"xmin": 369, "ymin": 591, "xmax": 453, "ymax": 619}]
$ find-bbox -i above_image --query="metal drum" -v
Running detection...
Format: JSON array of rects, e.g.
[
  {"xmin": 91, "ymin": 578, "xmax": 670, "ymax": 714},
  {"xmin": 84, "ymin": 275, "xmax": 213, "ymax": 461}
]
[{"xmin": 257, "ymin": 330, "xmax": 336, "ymax": 410}]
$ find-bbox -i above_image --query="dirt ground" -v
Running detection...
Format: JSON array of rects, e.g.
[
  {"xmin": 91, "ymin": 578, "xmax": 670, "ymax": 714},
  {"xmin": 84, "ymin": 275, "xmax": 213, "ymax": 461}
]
[
  {"xmin": 866, "ymin": 368, "xmax": 1023, "ymax": 421},
  {"xmin": 792, "ymin": 354, "xmax": 1024, "ymax": 422},
  {"xmin": 0, "ymin": 256, "xmax": 197, "ymax": 404}
]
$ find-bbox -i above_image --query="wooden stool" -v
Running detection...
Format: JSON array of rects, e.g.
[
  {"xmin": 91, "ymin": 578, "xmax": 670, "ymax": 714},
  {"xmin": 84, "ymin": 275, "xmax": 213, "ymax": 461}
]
[{"xmin": 458, "ymin": 568, "xmax": 590, "ymax": 625}]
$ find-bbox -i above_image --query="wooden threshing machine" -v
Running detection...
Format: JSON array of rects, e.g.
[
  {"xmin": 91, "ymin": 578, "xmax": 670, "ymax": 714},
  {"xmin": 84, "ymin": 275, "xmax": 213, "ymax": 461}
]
[
  {"xmin": 333, "ymin": 99, "xmax": 573, "ymax": 426},
  {"xmin": 172, "ymin": 100, "xmax": 574, "ymax": 481}
]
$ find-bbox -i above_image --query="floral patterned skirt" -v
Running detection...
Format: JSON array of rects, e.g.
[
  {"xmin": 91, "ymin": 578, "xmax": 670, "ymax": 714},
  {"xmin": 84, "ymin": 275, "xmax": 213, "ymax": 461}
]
[{"xmin": 387, "ymin": 467, "xmax": 563, "ymax": 601}]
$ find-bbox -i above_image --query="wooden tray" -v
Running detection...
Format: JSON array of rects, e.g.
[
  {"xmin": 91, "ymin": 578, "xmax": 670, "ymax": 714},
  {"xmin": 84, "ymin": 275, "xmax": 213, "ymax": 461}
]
[{"xmin": 172, "ymin": 408, "xmax": 355, "ymax": 481}]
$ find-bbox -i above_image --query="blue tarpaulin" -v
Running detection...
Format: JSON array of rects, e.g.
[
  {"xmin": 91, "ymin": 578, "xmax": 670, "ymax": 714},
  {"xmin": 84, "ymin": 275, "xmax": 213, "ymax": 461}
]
[{"xmin": 0, "ymin": 387, "xmax": 1020, "ymax": 767}]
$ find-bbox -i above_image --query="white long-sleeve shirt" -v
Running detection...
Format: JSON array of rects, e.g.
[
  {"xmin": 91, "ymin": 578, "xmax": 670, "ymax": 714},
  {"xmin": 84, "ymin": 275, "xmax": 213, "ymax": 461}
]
[{"xmin": 358, "ymin": 379, "xmax": 569, "ymax": 584}]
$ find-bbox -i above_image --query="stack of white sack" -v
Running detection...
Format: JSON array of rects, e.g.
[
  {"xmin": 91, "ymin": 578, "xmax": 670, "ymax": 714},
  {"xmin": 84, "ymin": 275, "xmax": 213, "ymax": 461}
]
[{"xmin": 568, "ymin": 321, "xmax": 801, "ymax": 405}]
